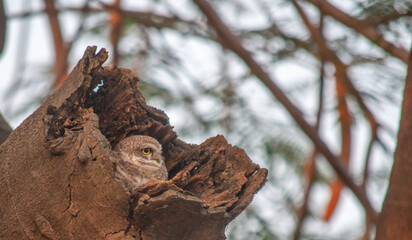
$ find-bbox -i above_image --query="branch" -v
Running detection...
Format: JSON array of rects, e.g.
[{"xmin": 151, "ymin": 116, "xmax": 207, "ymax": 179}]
[
  {"xmin": 0, "ymin": 0, "xmax": 6, "ymax": 56},
  {"xmin": 365, "ymin": 11, "xmax": 412, "ymax": 25},
  {"xmin": 9, "ymin": 5, "xmax": 208, "ymax": 40},
  {"xmin": 362, "ymin": 125, "xmax": 378, "ymax": 189},
  {"xmin": 0, "ymin": 113, "xmax": 12, "ymax": 144},
  {"xmin": 360, "ymin": 124, "xmax": 378, "ymax": 240},
  {"xmin": 109, "ymin": 0, "xmax": 122, "ymax": 66},
  {"xmin": 294, "ymin": 18, "xmax": 325, "ymax": 238},
  {"xmin": 192, "ymin": 0, "xmax": 377, "ymax": 221},
  {"xmin": 305, "ymin": 0, "xmax": 409, "ymax": 63},
  {"xmin": 44, "ymin": 0, "xmax": 68, "ymax": 88},
  {"xmin": 294, "ymin": 152, "xmax": 316, "ymax": 240}
]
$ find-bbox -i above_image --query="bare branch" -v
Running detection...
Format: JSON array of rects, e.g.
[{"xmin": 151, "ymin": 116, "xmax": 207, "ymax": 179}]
[
  {"xmin": 0, "ymin": 0, "xmax": 6, "ymax": 56},
  {"xmin": 44, "ymin": 0, "xmax": 68, "ymax": 88},
  {"xmin": 0, "ymin": 113, "xmax": 12, "ymax": 144},
  {"xmin": 294, "ymin": 16, "xmax": 325, "ymax": 238},
  {"xmin": 109, "ymin": 0, "xmax": 122, "ymax": 66},
  {"xmin": 9, "ymin": 5, "xmax": 208, "ymax": 40},
  {"xmin": 362, "ymin": 126, "xmax": 378, "ymax": 189},
  {"xmin": 365, "ymin": 11, "xmax": 412, "ymax": 25}
]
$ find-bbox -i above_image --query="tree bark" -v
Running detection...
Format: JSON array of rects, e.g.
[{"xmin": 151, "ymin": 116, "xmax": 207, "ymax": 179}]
[
  {"xmin": 0, "ymin": 46, "xmax": 267, "ymax": 239},
  {"xmin": 375, "ymin": 49, "xmax": 412, "ymax": 239}
]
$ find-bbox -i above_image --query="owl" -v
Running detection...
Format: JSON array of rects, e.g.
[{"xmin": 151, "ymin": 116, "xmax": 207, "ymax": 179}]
[{"xmin": 114, "ymin": 135, "xmax": 168, "ymax": 191}]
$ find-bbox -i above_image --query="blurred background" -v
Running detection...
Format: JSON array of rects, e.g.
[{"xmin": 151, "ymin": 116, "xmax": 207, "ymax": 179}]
[{"xmin": 0, "ymin": 0, "xmax": 411, "ymax": 239}]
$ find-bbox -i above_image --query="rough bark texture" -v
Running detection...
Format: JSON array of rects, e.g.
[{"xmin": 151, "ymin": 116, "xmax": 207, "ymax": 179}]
[
  {"xmin": 375, "ymin": 50, "xmax": 412, "ymax": 239},
  {"xmin": 0, "ymin": 46, "xmax": 268, "ymax": 240}
]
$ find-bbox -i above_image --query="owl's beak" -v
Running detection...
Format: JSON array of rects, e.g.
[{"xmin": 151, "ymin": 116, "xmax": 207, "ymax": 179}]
[{"xmin": 157, "ymin": 157, "xmax": 161, "ymax": 164}]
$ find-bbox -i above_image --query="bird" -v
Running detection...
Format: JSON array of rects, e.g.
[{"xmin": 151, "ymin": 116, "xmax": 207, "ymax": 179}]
[{"xmin": 113, "ymin": 135, "xmax": 168, "ymax": 191}]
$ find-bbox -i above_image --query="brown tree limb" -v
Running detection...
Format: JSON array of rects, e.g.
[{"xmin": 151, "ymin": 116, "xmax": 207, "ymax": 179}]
[
  {"xmin": 109, "ymin": 0, "xmax": 122, "ymax": 66},
  {"xmin": 293, "ymin": 27, "xmax": 325, "ymax": 239},
  {"xmin": 322, "ymin": 75, "xmax": 352, "ymax": 221},
  {"xmin": 0, "ymin": 0, "xmax": 6, "ymax": 56},
  {"xmin": 375, "ymin": 47, "xmax": 412, "ymax": 240},
  {"xmin": 361, "ymin": 124, "xmax": 378, "ymax": 190},
  {"xmin": 294, "ymin": 152, "xmax": 316, "ymax": 240},
  {"xmin": 304, "ymin": 0, "xmax": 409, "ymax": 63},
  {"xmin": 192, "ymin": 0, "xmax": 377, "ymax": 222},
  {"xmin": 44, "ymin": 0, "xmax": 69, "ymax": 88},
  {"xmin": 365, "ymin": 11, "xmax": 412, "ymax": 26},
  {"xmin": 0, "ymin": 113, "xmax": 12, "ymax": 144},
  {"xmin": 9, "ymin": 5, "xmax": 207, "ymax": 40}
]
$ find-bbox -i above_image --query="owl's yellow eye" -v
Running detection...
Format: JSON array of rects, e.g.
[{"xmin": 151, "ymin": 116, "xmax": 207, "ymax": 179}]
[{"xmin": 142, "ymin": 148, "xmax": 152, "ymax": 155}]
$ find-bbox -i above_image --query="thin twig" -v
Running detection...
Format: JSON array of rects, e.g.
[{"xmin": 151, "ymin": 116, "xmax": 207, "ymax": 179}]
[
  {"xmin": 362, "ymin": 125, "xmax": 378, "ymax": 189},
  {"xmin": 293, "ymin": 14, "xmax": 326, "ymax": 239},
  {"xmin": 321, "ymin": 76, "xmax": 352, "ymax": 221},
  {"xmin": 8, "ymin": 5, "xmax": 209, "ymax": 40},
  {"xmin": 0, "ymin": 0, "xmax": 6, "ymax": 56},
  {"xmin": 294, "ymin": 152, "xmax": 316, "ymax": 240},
  {"xmin": 3, "ymin": 0, "xmax": 31, "ymax": 113}
]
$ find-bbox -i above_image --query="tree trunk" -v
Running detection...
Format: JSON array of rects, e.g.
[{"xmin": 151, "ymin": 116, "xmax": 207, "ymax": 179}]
[
  {"xmin": 0, "ymin": 46, "xmax": 267, "ymax": 240},
  {"xmin": 375, "ymin": 49, "xmax": 412, "ymax": 239}
]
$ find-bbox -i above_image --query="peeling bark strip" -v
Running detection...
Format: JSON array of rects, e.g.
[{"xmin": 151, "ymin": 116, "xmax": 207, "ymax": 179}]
[{"xmin": 0, "ymin": 46, "xmax": 267, "ymax": 239}]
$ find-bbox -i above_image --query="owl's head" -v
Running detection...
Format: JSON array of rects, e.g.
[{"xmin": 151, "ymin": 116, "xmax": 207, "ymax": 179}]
[{"xmin": 114, "ymin": 135, "xmax": 164, "ymax": 165}]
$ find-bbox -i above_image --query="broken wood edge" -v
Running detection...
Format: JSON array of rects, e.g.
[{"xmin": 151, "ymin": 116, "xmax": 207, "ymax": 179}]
[
  {"xmin": 132, "ymin": 189, "xmax": 229, "ymax": 240},
  {"xmin": 44, "ymin": 46, "xmax": 108, "ymax": 143}
]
